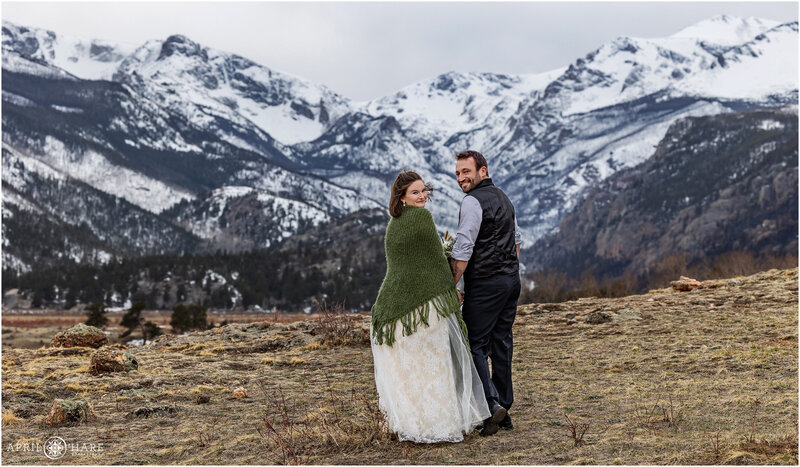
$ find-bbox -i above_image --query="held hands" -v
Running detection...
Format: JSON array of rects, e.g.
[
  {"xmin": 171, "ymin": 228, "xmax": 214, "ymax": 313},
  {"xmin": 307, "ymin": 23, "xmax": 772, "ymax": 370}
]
[{"xmin": 458, "ymin": 290, "xmax": 464, "ymax": 305}]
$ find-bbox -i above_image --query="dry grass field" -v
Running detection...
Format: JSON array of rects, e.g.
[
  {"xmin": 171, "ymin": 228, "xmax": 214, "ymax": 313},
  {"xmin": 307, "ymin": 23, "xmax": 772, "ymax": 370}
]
[
  {"xmin": 1, "ymin": 268, "xmax": 797, "ymax": 464},
  {"xmin": 1, "ymin": 310, "xmax": 308, "ymax": 350}
]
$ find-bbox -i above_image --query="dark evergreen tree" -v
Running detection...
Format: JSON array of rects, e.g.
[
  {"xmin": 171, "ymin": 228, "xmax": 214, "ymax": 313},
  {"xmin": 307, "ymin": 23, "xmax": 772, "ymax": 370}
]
[
  {"xmin": 85, "ymin": 302, "xmax": 108, "ymax": 328},
  {"xmin": 170, "ymin": 304, "xmax": 190, "ymax": 333},
  {"xmin": 119, "ymin": 301, "xmax": 145, "ymax": 338},
  {"xmin": 6, "ymin": 209, "xmax": 389, "ymax": 312},
  {"xmin": 188, "ymin": 304, "xmax": 208, "ymax": 330},
  {"xmin": 64, "ymin": 288, "xmax": 78, "ymax": 310},
  {"xmin": 142, "ymin": 321, "xmax": 162, "ymax": 344},
  {"xmin": 176, "ymin": 283, "xmax": 187, "ymax": 301},
  {"xmin": 170, "ymin": 304, "xmax": 208, "ymax": 333}
]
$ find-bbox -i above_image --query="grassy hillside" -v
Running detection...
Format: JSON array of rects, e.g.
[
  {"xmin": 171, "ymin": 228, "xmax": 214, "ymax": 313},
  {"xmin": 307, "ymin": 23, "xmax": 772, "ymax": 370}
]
[{"xmin": 1, "ymin": 268, "xmax": 797, "ymax": 464}]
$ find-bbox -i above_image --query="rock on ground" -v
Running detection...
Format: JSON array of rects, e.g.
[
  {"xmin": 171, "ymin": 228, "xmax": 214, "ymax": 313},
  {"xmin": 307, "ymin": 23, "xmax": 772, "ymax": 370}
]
[
  {"xmin": 670, "ymin": 276, "xmax": 703, "ymax": 291},
  {"xmin": 89, "ymin": 348, "xmax": 139, "ymax": 375},
  {"xmin": 52, "ymin": 324, "xmax": 108, "ymax": 348},
  {"xmin": 44, "ymin": 399, "xmax": 93, "ymax": 426}
]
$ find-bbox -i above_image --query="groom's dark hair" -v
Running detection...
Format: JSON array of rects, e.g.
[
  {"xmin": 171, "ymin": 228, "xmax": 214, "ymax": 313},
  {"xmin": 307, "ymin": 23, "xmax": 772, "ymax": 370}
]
[{"xmin": 456, "ymin": 150, "xmax": 489, "ymax": 175}]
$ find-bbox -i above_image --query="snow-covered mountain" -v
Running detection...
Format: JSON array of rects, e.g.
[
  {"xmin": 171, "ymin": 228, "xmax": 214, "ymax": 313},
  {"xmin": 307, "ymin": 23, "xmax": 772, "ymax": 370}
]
[
  {"xmin": 2, "ymin": 15, "xmax": 797, "ymax": 273},
  {"xmin": 2, "ymin": 21, "xmax": 136, "ymax": 80},
  {"xmin": 479, "ymin": 18, "xmax": 797, "ymax": 238},
  {"xmin": 529, "ymin": 106, "xmax": 798, "ymax": 281},
  {"xmin": 670, "ymin": 14, "xmax": 780, "ymax": 45},
  {"xmin": 295, "ymin": 15, "xmax": 797, "ymax": 239},
  {"xmin": 112, "ymin": 34, "xmax": 352, "ymax": 146}
]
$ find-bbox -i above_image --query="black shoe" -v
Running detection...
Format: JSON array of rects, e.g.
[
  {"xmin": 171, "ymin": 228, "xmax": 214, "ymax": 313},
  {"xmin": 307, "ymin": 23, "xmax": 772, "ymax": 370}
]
[
  {"xmin": 499, "ymin": 414, "xmax": 514, "ymax": 430},
  {"xmin": 479, "ymin": 404, "xmax": 507, "ymax": 437}
]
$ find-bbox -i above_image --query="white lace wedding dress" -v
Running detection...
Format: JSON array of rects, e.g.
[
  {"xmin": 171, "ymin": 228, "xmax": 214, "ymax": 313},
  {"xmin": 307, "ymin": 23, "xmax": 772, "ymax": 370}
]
[{"xmin": 371, "ymin": 298, "xmax": 490, "ymax": 443}]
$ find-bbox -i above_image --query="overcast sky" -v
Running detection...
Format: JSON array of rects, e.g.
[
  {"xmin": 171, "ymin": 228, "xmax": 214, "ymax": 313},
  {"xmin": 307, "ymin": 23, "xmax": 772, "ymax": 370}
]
[{"xmin": 2, "ymin": 2, "xmax": 797, "ymax": 101}]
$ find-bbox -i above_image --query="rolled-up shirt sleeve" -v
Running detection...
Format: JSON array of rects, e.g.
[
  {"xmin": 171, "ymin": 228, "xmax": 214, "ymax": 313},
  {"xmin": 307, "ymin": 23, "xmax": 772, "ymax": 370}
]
[{"xmin": 451, "ymin": 195, "xmax": 482, "ymax": 261}]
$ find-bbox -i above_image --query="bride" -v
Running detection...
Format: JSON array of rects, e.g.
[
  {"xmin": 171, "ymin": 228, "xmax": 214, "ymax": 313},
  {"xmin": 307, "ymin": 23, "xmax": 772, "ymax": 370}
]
[{"xmin": 370, "ymin": 170, "xmax": 491, "ymax": 443}]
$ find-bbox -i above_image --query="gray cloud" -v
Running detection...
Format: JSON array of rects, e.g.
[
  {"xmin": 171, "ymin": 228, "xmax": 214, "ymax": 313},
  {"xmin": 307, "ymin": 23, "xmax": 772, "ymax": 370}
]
[{"xmin": 2, "ymin": 2, "xmax": 796, "ymax": 101}]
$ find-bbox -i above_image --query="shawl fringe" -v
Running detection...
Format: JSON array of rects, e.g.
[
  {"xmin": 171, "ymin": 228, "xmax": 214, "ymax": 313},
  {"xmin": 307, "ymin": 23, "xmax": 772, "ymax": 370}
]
[{"xmin": 371, "ymin": 288, "xmax": 469, "ymax": 350}]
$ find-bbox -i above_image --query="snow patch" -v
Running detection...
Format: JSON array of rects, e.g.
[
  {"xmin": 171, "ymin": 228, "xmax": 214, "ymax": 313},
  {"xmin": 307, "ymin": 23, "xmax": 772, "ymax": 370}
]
[
  {"xmin": 38, "ymin": 136, "xmax": 194, "ymax": 213},
  {"xmin": 758, "ymin": 119, "xmax": 785, "ymax": 131},
  {"xmin": 202, "ymin": 270, "xmax": 227, "ymax": 288}
]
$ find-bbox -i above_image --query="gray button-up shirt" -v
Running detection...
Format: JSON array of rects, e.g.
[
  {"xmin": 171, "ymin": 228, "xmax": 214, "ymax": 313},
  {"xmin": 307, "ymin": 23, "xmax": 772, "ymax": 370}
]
[{"xmin": 451, "ymin": 195, "xmax": 522, "ymax": 262}]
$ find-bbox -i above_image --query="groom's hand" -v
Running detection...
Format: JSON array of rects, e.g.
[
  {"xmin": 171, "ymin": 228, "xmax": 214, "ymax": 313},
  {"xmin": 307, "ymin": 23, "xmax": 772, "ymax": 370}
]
[{"xmin": 451, "ymin": 259, "xmax": 468, "ymax": 285}]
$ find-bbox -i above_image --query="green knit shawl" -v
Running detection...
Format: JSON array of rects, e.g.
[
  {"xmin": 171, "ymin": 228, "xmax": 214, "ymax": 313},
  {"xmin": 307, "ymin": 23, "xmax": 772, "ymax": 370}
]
[{"xmin": 371, "ymin": 205, "xmax": 468, "ymax": 347}]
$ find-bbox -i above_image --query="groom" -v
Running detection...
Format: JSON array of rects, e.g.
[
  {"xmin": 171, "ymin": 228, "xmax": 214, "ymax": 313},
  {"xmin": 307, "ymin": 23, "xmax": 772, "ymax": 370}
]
[{"xmin": 450, "ymin": 150, "xmax": 521, "ymax": 437}]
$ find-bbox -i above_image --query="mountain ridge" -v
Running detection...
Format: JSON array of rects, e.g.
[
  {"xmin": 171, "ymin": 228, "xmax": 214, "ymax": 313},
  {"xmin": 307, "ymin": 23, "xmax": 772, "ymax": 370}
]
[
  {"xmin": 527, "ymin": 105, "xmax": 798, "ymax": 288},
  {"xmin": 2, "ymin": 15, "xmax": 797, "ymax": 274}
]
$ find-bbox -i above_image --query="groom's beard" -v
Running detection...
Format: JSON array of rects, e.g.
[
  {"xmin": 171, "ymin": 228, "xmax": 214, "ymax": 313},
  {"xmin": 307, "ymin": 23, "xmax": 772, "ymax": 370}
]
[{"xmin": 460, "ymin": 175, "xmax": 481, "ymax": 193}]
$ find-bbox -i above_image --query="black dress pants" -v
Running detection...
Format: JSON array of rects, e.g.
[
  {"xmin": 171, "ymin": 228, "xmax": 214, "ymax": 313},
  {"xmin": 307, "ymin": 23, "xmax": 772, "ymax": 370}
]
[{"xmin": 462, "ymin": 273, "xmax": 520, "ymax": 411}]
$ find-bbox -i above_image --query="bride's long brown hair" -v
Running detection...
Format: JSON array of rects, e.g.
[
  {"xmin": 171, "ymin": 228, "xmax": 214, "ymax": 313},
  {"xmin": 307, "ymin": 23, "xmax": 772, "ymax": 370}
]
[{"xmin": 388, "ymin": 171, "xmax": 432, "ymax": 217}]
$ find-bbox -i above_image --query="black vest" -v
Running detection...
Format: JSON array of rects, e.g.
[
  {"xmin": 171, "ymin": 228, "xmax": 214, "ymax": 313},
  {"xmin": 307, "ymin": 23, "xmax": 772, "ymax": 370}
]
[{"xmin": 463, "ymin": 178, "xmax": 519, "ymax": 282}]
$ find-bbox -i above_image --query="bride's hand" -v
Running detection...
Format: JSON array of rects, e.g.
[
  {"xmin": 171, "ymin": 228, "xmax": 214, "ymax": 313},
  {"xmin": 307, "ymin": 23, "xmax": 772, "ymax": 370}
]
[{"xmin": 458, "ymin": 291, "xmax": 464, "ymax": 305}]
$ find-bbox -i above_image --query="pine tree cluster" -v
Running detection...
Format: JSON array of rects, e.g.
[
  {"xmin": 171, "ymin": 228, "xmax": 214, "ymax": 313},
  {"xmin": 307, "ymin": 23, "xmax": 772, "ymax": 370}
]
[{"xmin": 3, "ymin": 223, "xmax": 387, "ymax": 312}]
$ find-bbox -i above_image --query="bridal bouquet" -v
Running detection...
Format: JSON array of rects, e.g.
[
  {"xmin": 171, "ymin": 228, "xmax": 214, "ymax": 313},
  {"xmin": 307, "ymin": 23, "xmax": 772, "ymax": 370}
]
[{"xmin": 441, "ymin": 230, "xmax": 455, "ymax": 260}]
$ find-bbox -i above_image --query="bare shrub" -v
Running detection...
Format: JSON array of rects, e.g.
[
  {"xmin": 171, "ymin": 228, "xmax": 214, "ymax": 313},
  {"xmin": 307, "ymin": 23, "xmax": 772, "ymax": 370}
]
[
  {"xmin": 318, "ymin": 374, "xmax": 389, "ymax": 446},
  {"xmin": 524, "ymin": 269, "xmax": 569, "ymax": 303},
  {"xmin": 660, "ymin": 394, "xmax": 684, "ymax": 430},
  {"xmin": 197, "ymin": 417, "xmax": 219, "ymax": 448},
  {"xmin": 746, "ymin": 397, "xmax": 762, "ymax": 444},
  {"xmin": 311, "ymin": 299, "xmax": 362, "ymax": 346},
  {"xmin": 630, "ymin": 392, "xmax": 684, "ymax": 435},
  {"xmin": 599, "ymin": 272, "xmax": 639, "ymax": 298},
  {"xmin": 690, "ymin": 250, "xmax": 799, "ymax": 282},
  {"xmin": 650, "ymin": 253, "xmax": 692, "ymax": 288},
  {"xmin": 255, "ymin": 377, "xmax": 390, "ymax": 463},
  {"xmin": 712, "ymin": 250, "xmax": 761, "ymax": 278},
  {"xmin": 309, "ymin": 381, "xmax": 389, "ymax": 450},
  {"xmin": 577, "ymin": 269, "xmax": 601, "ymax": 298},
  {"xmin": 255, "ymin": 386, "xmax": 306, "ymax": 465},
  {"xmin": 564, "ymin": 412, "xmax": 591, "ymax": 446},
  {"xmin": 631, "ymin": 395, "xmax": 665, "ymax": 435},
  {"xmin": 346, "ymin": 383, "xmax": 389, "ymax": 445},
  {"xmin": 709, "ymin": 430, "xmax": 723, "ymax": 461},
  {"xmin": 562, "ymin": 411, "xmax": 608, "ymax": 447},
  {"xmin": 774, "ymin": 253, "xmax": 799, "ymax": 269}
]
